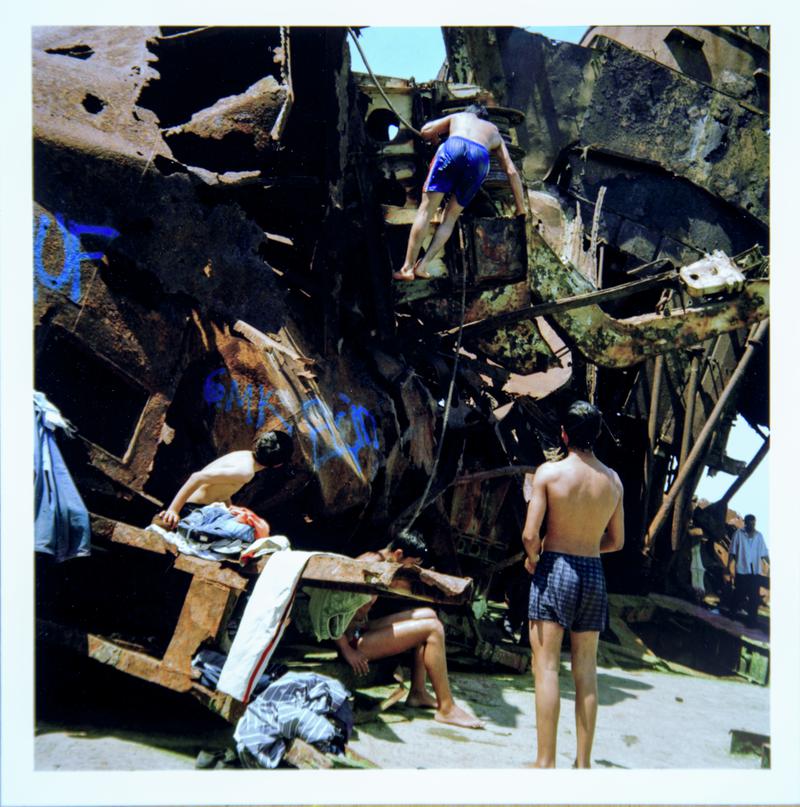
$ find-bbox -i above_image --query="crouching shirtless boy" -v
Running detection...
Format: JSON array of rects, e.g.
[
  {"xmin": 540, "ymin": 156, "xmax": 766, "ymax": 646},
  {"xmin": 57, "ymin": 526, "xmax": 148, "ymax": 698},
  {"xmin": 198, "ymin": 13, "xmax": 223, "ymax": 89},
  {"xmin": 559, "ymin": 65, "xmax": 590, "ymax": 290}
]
[{"xmin": 336, "ymin": 530, "xmax": 484, "ymax": 730}]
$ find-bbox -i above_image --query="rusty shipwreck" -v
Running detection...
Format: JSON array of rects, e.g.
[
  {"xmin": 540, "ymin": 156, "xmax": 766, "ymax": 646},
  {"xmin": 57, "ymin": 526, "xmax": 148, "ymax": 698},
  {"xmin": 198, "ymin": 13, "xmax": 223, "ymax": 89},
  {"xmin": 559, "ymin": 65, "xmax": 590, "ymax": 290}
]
[{"xmin": 33, "ymin": 25, "xmax": 770, "ymax": 765}]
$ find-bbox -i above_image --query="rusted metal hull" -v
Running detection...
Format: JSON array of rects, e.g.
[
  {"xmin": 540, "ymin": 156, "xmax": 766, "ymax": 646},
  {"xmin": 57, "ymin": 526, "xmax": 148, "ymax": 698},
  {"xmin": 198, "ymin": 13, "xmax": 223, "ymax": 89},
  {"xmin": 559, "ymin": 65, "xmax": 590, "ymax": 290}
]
[{"xmin": 33, "ymin": 24, "xmax": 769, "ymax": 722}]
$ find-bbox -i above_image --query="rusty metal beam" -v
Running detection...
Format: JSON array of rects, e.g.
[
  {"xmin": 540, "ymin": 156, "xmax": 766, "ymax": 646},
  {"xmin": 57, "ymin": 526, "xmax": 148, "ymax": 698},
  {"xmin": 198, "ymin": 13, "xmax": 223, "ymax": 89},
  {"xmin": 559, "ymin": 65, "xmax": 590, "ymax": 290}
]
[
  {"xmin": 643, "ymin": 319, "xmax": 769, "ymax": 554},
  {"xmin": 93, "ymin": 516, "xmax": 471, "ymax": 603},
  {"xmin": 641, "ymin": 354, "xmax": 664, "ymax": 540},
  {"xmin": 526, "ymin": 229, "xmax": 769, "ymax": 369},
  {"xmin": 37, "ymin": 619, "xmax": 193, "ymax": 692},
  {"xmin": 161, "ymin": 577, "xmax": 241, "ymax": 676},
  {"xmin": 299, "ymin": 555, "xmax": 473, "ymax": 604},
  {"xmin": 91, "ymin": 515, "xmax": 174, "ymax": 555},
  {"xmin": 190, "ymin": 682, "xmax": 247, "ymax": 724},
  {"xmin": 718, "ymin": 436, "xmax": 770, "ymax": 507},
  {"xmin": 173, "ymin": 554, "xmax": 251, "ymax": 591},
  {"xmin": 444, "ymin": 270, "xmax": 679, "ymax": 338},
  {"xmin": 671, "ymin": 351, "xmax": 702, "ymax": 550}
]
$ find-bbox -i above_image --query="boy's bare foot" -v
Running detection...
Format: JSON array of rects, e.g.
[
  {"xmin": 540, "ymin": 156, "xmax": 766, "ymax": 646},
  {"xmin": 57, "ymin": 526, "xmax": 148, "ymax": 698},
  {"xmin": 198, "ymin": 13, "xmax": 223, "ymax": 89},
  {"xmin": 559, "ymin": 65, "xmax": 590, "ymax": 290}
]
[
  {"xmin": 434, "ymin": 703, "xmax": 485, "ymax": 729},
  {"xmin": 392, "ymin": 267, "xmax": 416, "ymax": 281},
  {"xmin": 413, "ymin": 261, "xmax": 433, "ymax": 279},
  {"xmin": 406, "ymin": 688, "xmax": 437, "ymax": 709}
]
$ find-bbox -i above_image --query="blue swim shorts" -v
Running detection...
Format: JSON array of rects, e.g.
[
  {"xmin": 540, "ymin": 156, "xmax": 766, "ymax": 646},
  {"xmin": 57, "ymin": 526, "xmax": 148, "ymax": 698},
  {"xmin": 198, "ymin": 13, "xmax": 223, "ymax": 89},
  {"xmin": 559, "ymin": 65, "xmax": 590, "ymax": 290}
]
[
  {"xmin": 423, "ymin": 136, "xmax": 491, "ymax": 207},
  {"xmin": 528, "ymin": 551, "xmax": 608, "ymax": 632}
]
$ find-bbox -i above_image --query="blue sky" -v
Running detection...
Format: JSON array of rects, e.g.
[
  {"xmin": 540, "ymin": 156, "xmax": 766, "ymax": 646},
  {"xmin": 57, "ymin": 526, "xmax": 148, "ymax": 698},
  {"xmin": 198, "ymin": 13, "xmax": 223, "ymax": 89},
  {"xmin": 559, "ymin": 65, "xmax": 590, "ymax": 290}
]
[
  {"xmin": 348, "ymin": 26, "xmax": 588, "ymax": 79},
  {"xmin": 349, "ymin": 25, "xmax": 770, "ymax": 538}
]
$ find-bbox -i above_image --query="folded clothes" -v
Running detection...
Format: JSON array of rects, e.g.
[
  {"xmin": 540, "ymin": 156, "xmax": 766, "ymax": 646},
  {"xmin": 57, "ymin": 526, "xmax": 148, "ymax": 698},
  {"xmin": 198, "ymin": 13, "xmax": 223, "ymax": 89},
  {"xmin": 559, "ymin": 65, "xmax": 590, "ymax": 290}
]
[
  {"xmin": 146, "ymin": 522, "xmax": 224, "ymax": 561},
  {"xmin": 178, "ymin": 504, "xmax": 255, "ymax": 545}
]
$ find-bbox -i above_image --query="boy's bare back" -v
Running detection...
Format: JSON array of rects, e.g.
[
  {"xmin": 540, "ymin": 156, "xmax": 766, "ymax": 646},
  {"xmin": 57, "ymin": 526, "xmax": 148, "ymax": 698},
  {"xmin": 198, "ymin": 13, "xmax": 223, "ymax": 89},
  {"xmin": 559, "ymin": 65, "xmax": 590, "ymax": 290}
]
[
  {"xmin": 446, "ymin": 112, "xmax": 503, "ymax": 151},
  {"xmin": 532, "ymin": 452, "xmax": 623, "ymax": 557},
  {"xmin": 185, "ymin": 450, "xmax": 259, "ymax": 506}
]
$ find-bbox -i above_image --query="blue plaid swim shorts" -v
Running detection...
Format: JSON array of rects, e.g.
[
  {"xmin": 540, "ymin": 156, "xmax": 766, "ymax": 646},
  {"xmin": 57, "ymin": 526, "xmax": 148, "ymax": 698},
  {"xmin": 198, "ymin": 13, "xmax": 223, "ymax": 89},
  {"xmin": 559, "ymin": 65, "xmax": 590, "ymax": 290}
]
[{"xmin": 528, "ymin": 551, "xmax": 608, "ymax": 632}]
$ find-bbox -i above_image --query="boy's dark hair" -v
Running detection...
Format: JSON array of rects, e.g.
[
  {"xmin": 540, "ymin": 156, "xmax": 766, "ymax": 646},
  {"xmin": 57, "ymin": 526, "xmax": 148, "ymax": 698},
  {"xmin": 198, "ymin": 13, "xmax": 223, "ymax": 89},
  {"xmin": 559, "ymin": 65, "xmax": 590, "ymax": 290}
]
[
  {"xmin": 252, "ymin": 430, "xmax": 293, "ymax": 467},
  {"xmin": 744, "ymin": 514, "xmax": 756, "ymax": 522},
  {"xmin": 389, "ymin": 528, "xmax": 428, "ymax": 561},
  {"xmin": 563, "ymin": 400, "xmax": 602, "ymax": 450},
  {"xmin": 465, "ymin": 102, "xmax": 490, "ymax": 120}
]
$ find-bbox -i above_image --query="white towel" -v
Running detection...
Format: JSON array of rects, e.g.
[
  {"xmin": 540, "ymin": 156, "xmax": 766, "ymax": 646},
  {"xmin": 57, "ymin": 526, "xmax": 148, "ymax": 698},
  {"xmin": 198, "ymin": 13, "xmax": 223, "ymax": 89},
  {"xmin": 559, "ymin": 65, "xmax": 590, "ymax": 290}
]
[{"xmin": 217, "ymin": 550, "xmax": 317, "ymax": 703}]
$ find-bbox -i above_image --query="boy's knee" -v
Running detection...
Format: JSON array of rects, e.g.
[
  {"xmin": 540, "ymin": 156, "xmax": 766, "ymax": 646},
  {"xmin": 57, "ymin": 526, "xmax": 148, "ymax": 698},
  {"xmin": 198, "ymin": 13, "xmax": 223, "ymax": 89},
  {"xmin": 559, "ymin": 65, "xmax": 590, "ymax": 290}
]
[
  {"xmin": 426, "ymin": 617, "xmax": 445, "ymax": 642},
  {"xmin": 571, "ymin": 666, "xmax": 597, "ymax": 690}
]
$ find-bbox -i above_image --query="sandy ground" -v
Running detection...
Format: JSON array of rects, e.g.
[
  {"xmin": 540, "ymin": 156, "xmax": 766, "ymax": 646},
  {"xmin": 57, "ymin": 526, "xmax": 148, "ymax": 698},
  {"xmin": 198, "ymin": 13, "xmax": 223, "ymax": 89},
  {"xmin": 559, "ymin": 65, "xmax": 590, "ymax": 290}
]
[{"xmin": 35, "ymin": 647, "xmax": 768, "ymax": 771}]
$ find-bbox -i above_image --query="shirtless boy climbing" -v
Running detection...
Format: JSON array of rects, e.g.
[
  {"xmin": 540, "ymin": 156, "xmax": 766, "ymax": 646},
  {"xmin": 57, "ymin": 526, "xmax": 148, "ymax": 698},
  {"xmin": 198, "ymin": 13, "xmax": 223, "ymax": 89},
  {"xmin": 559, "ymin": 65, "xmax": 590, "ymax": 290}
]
[
  {"xmin": 522, "ymin": 401, "xmax": 625, "ymax": 768},
  {"xmin": 393, "ymin": 103, "xmax": 526, "ymax": 282}
]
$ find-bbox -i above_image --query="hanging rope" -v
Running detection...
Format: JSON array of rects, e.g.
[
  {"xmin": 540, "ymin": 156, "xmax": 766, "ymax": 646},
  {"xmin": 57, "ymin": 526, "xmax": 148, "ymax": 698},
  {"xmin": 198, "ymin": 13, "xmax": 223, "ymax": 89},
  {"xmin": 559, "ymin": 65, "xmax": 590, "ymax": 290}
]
[
  {"xmin": 404, "ymin": 243, "xmax": 469, "ymax": 532},
  {"xmin": 347, "ymin": 27, "xmax": 423, "ymax": 138}
]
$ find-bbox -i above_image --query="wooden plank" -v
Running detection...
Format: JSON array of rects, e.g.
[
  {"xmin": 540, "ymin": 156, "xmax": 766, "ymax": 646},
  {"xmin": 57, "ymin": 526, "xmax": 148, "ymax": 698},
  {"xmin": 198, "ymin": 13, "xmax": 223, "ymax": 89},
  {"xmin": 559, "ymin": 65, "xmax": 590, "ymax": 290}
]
[
  {"xmin": 109, "ymin": 519, "xmax": 172, "ymax": 555},
  {"xmin": 91, "ymin": 517, "xmax": 472, "ymax": 602},
  {"xmin": 649, "ymin": 593, "xmax": 769, "ymax": 648},
  {"xmin": 85, "ymin": 632, "xmax": 191, "ymax": 692},
  {"xmin": 190, "ymin": 682, "xmax": 247, "ymax": 724}
]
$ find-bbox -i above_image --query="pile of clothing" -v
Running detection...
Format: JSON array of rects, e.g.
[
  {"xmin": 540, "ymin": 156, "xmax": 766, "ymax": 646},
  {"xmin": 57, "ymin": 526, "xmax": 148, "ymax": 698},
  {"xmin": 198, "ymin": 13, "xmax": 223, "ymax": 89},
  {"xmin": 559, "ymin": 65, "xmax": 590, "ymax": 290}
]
[
  {"xmin": 192, "ymin": 650, "xmax": 353, "ymax": 768},
  {"xmin": 148, "ymin": 503, "xmax": 287, "ymax": 563},
  {"xmin": 235, "ymin": 672, "xmax": 353, "ymax": 768}
]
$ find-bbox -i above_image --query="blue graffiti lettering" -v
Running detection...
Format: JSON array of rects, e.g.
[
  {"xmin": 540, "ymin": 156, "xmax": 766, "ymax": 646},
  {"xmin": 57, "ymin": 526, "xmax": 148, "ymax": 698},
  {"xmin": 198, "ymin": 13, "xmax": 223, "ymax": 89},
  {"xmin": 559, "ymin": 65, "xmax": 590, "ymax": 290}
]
[
  {"xmin": 256, "ymin": 387, "xmax": 294, "ymax": 434},
  {"xmin": 34, "ymin": 212, "xmax": 119, "ymax": 303},
  {"xmin": 349, "ymin": 401, "xmax": 380, "ymax": 455},
  {"xmin": 301, "ymin": 397, "xmax": 344, "ymax": 472},
  {"xmin": 224, "ymin": 378, "xmax": 253, "ymax": 424},
  {"xmin": 200, "ymin": 369, "xmax": 378, "ymax": 471},
  {"xmin": 203, "ymin": 368, "xmax": 228, "ymax": 404}
]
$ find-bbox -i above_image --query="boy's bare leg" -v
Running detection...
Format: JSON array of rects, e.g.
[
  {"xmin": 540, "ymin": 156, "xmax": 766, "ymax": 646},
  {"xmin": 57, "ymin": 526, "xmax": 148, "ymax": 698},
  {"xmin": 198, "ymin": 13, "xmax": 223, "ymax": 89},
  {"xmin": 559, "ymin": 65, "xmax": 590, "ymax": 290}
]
[
  {"xmin": 570, "ymin": 630, "xmax": 599, "ymax": 768},
  {"xmin": 414, "ymin": 196, "xmax": 464, "ymax": 278},
  {"xmin": 529, "ymin": 619, "xmax": 565, "ymax": 767},
  {"xmin": 407, "ymin": 643, "xmax": 437, "ymax": 708},
  {"xmin": 367, "ymin": 607, "xmax": 437, "ymax": 707},
  {"xmin": 358, "ymin": 615, "xmax": 483, "ymax": 728},
  {"xmin": 393, "ymin": 192, "xmax": 443, "ymax": 280},
  {"xmin": 365, "ymin": 606, "xmax": 437, "ymax": 630}
]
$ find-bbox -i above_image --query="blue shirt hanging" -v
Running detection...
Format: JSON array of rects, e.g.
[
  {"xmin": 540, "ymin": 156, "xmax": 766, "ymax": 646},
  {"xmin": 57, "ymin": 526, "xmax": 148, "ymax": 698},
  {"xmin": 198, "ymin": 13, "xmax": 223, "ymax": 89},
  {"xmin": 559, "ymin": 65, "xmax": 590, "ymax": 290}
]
[{"xmin": 34, "ymin": 392, "xmax": 91, "ymax": 562}]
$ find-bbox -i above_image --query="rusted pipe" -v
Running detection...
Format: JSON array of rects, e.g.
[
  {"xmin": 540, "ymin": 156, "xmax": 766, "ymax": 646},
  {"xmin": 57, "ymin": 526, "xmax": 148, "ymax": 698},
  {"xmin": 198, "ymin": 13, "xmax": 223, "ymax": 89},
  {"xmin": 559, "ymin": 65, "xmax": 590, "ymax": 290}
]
[
  {"xmin": 643, "ymin": 319, "xmax": 769, "ymax": 555},
  {"xmin": 719, "ymin": 436, "xmax": 770, "ymax": 506},
  {"xmin": 640, "ymin": 354, "xmax": 664, "ymax": 538},
  {"xmin": 446, "ymin": 271, "xmax": 678, "ymax": 338},
  {"xmin": 671, "ymin": 351, "xmax": 702, "ymax": 550}
]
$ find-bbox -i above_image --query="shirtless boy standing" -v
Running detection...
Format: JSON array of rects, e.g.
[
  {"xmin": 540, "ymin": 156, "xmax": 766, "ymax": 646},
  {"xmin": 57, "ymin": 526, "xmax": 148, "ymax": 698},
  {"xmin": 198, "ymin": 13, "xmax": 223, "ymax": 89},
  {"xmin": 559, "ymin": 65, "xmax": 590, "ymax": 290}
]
[
  {"xmin": 393, "ymin": 103, "xmax": 526, "ymax": 281},
  {"xmin": 155, "ymin": 430, "xmax": 293, "ymax": 530},
  {"xmin": 522, "ymin": 401, "xmax": 624, "ymax": 768}
]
